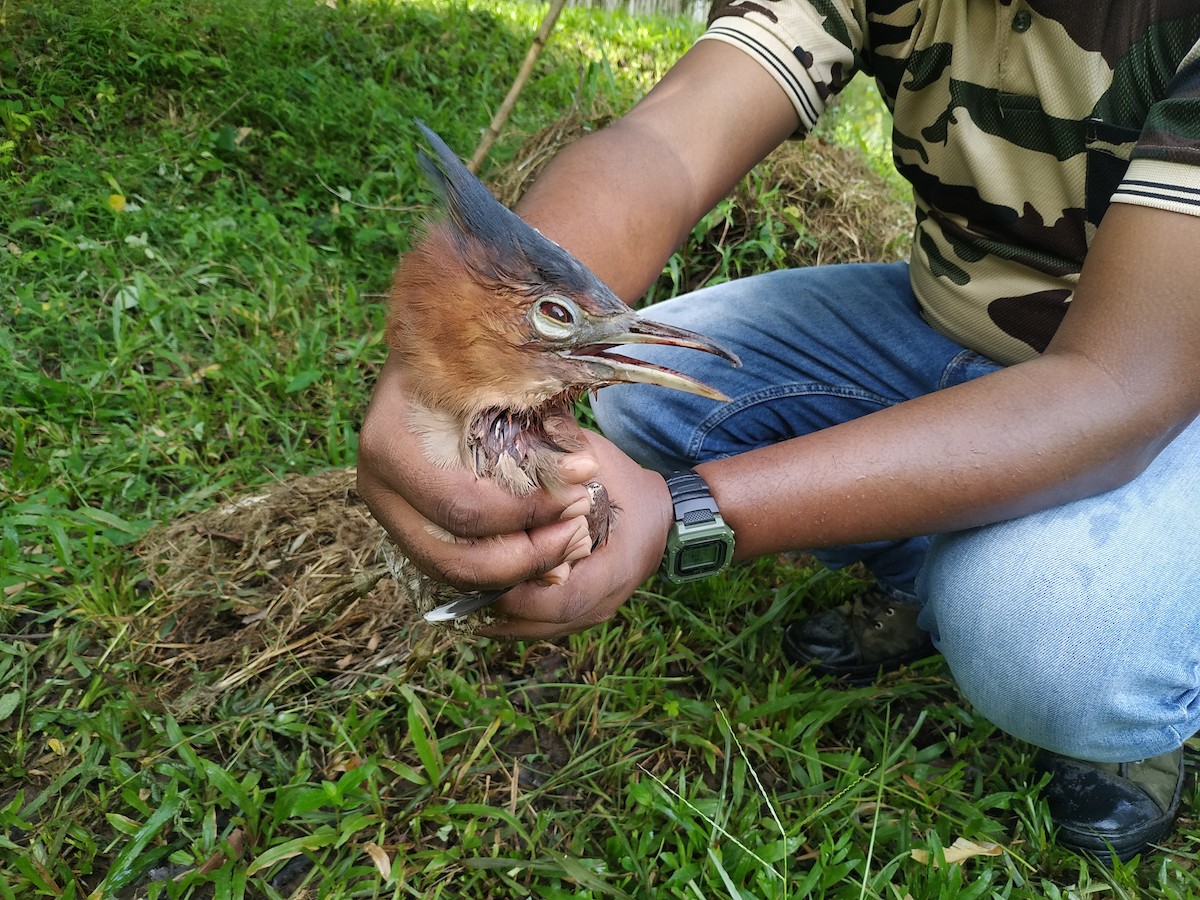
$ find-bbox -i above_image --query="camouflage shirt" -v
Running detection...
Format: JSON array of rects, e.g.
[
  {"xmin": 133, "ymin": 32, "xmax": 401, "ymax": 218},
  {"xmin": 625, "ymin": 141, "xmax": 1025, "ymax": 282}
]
[{"xmin": 701, "ymin": 1, "xmax": 1200, "ymax": 364}]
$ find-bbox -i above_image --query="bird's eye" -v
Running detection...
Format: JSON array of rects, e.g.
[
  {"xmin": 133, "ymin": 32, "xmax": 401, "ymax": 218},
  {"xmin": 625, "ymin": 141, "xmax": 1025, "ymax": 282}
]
[
  {"xmin": 538, "ymin": 299, "xmax": 575, "ymax": 324},
  {"xmin": 530, "ymin": 296, "xmax": 579, "ymax": 340}
]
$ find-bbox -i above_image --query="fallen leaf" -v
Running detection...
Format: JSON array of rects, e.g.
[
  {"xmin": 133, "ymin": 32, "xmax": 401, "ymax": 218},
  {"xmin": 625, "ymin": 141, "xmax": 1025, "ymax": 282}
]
[
  {"xmin": 910, "ymin": 837, "xmax": 1003, "ymax": 866},
  {"xmin": 363, "ymin": 841, "xmax": 391, "ymax": 879}
]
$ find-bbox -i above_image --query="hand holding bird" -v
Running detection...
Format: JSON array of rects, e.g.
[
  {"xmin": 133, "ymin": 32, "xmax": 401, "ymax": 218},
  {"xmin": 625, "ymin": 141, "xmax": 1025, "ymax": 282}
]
[{"xmin": 362, "ymin": 123, "xmax": 739, "ymax": 629}]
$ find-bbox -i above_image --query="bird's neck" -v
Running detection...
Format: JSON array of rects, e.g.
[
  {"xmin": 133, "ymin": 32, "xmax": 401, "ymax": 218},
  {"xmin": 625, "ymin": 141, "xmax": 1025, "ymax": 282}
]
[
  {"xmin": 464, "ymin": 399, "xmax": 582, "ymax": 495},
  {"xmin": 407, "ymin": 395, "xmax": 584, "ymax": 496}
]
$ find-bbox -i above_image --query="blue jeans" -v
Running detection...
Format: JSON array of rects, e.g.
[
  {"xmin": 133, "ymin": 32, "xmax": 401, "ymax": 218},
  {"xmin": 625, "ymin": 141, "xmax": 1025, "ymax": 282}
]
[{"xmin": 593, "ymin": 262, "xmax": 1200, "ymax": 762}]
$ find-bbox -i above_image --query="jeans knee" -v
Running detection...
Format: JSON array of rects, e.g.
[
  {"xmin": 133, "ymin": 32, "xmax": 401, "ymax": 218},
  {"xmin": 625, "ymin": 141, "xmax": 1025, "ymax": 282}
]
[{"xmin": 921, "ymin": 519, "xmax": 1196, "ymax": 762}]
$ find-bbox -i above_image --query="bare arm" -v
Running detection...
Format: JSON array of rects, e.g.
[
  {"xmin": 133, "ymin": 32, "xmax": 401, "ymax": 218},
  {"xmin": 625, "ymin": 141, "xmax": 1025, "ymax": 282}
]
[
  {"xmin": 358, "ymin": 40, "xmax": 799, "ymax": 590},
  {"xmin": 702, "ymin": 201, "xmax": 1200, "ymax": 557}
]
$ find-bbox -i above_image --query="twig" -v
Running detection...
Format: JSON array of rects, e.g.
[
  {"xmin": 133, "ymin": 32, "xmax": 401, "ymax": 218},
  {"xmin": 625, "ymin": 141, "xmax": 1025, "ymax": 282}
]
[
  {"xmin": 192, "ymin": 525, "xmax": 244, "ymax": 545},
  {"xmin": 313, "ymin": 170, "xmax": 421, "ymax": 213},
  {"xmin": 468, "ymin": 0, "xmax": 568, "ymax": 174}
]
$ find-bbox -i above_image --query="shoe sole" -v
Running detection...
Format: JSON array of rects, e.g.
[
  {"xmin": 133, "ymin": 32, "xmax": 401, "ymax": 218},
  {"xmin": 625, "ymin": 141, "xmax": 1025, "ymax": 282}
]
[
  {"xmin": 800, "ymin": 645, "xmax": 937, "ymax": 686},
  {"xmin": 1055, "ymin": 813, "xmax": 1178, "ymax": 863}
]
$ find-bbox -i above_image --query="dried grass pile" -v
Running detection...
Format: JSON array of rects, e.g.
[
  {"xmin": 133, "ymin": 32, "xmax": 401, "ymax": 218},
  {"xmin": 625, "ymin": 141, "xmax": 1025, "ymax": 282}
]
[
  {"xmin": 132, "ymin": 112, "xmax": 912, "ymax": 715},
  {"xmin": 131, "ymin": 469, "xmax": 445, "ymax": 718},
  {"xmin": 490, "ymin": 109, "xmax": 912, "ymax": 297}
]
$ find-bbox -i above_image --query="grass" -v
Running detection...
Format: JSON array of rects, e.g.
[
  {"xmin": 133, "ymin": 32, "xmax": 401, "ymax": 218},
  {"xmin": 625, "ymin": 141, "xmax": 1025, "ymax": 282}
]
[{"xmin": 1, "ymin": 0, "xmax": 1197, "ymax": 897}]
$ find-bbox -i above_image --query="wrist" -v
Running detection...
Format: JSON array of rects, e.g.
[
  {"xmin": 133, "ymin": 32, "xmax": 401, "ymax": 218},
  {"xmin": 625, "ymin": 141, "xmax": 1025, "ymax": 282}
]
[
  {"xmin": 635, "ymin": 471, "xmax": 674, "ymax": 586},
  {"xmin": 659, "ymin": 469, "xmax": 736, "ymax": 584}
]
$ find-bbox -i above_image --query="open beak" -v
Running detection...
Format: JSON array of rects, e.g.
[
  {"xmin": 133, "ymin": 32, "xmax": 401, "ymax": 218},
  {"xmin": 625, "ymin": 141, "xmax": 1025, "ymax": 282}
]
[{"xmin": 565, "ymin": 312, "xmax": 742, "ymax": 402}]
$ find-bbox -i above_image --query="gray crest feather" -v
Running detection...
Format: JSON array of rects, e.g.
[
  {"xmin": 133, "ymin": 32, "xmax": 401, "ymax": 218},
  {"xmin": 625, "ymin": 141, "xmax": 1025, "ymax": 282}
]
[{"xmin": 413, "ymin": 120, "xmax": 621, "ymax": 306}]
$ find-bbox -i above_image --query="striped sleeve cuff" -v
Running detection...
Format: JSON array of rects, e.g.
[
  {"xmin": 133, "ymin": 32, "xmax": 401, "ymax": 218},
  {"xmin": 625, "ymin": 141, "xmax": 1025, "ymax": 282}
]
[
  {"xmin": 697, "ymin": 18, "xmax": 826, "ymax": 133},
  {"xmin": 1111, "ymin": 158, "xmax": 1200, "ymax": 218}
]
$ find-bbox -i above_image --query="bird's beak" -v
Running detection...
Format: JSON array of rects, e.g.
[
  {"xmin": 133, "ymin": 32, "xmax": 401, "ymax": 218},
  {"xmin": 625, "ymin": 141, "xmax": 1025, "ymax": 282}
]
[{"xmin": 566, "ymin": 313, "xmax": 742, "ymax": 402}]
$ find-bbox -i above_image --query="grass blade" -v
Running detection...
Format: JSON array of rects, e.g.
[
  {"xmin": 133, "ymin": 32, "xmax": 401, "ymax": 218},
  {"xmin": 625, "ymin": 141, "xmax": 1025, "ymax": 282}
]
[{"xmin": 91, "ymin": 784, "xmax": 180, "ymax": 898}]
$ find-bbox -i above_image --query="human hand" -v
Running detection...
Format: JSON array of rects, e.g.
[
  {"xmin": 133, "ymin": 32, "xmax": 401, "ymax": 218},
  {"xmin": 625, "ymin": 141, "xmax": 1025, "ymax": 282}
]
[
  {"xmin": 357, "ymin": 352, "xmax": 600, "ymax": 592},
  {"xmin": 478, "ymin": 429, "xmax": 674, "ymax": 640}
]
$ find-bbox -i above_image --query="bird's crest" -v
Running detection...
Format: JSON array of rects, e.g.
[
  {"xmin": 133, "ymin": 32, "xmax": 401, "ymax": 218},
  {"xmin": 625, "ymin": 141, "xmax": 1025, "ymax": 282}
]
[
  {"xmin": 414, "ymin": 120, "xmax": 606, "ymax": 299},
  {"xmin": 391, "ymin": 122, "xmax": 741, "ymax": 429}
]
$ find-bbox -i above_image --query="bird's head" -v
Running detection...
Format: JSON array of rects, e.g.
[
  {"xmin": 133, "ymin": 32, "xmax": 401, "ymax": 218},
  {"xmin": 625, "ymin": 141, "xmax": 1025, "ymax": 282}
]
[{"xmin": 387, "ymin": 122, "xmax": 740, "ymax": 423}]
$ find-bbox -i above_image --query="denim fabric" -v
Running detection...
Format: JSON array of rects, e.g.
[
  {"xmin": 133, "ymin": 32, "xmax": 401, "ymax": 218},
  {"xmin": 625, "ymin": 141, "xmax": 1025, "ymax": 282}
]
[
  {"xmin": 593, "ymin": 262, "xmax": 1001, "ymax": 596},
  {"xmin": 917, "ymin": 420, "xmax": 1200, "ymax": 762},
  {"xmin": 592, "ymin": 261, "xmax": 1200, "ymax": 760}
]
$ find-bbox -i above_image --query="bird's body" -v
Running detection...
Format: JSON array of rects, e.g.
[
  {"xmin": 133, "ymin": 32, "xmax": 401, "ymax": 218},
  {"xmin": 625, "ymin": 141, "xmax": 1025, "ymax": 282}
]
[{"xmin": 383, "ymin": 123, "xmax": 738, "ymax": 623}]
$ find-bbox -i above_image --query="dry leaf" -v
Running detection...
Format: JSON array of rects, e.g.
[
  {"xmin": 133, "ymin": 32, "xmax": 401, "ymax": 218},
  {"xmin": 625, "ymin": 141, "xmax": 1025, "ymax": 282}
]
[
  {"xmin": 179, "ymin": 363, "xmax": 221, "ymax": 388},
  {"xmin": 363, "ymin": 841, "xmax": 391, "ymax": 879},
  {"xmin": 196, "ymin": 827, "xmax": 246, "ymax": 875},
  {"xmin": 910, "ymin": 837, "xmax": 1003, "ymax": 866}
]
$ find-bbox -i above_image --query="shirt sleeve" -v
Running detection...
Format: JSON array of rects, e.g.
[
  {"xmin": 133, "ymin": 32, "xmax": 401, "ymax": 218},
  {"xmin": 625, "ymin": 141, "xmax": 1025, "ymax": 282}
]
[
  {"xmin": 697, "ymin": 1, "xmax": 863, "ymax": 134},
  {"xmin": 1111, "ymin": 38, "xmax": 1200, "ymax": 218}
]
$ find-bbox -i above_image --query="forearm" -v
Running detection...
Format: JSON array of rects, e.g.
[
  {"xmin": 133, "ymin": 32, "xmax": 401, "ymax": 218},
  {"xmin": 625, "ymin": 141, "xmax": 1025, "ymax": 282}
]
[
  {"xmin": 513, "ymin": 40, "xmax": 799, "ymax": 301},
  {"xmin": 701, "ymin": 354, "xmax": 1168, "ymax": 560},
  {"xmin": 703, "ymin": 202, "xmax": 1200, "ymax": 560}
]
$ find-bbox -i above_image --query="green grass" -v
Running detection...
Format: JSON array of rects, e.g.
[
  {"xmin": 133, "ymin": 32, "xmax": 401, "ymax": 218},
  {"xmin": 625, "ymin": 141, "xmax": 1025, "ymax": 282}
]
[{"xmin": 2, "ymin": 0, "xmax": 1197, "ymax": 897}]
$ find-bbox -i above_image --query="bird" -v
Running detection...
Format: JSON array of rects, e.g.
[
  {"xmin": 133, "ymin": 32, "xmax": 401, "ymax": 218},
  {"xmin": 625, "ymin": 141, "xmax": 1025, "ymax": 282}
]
[{"xmin": 382, "ymin": 122, "xmax": 740, "ymax": 625}]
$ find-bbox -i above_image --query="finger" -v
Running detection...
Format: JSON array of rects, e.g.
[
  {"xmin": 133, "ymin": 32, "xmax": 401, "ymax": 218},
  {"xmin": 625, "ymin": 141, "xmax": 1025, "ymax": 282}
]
[
  {"xmin": 536, "ymin": 561, "xmax": 573, "ymax": 586},
  {"xmin": 555, "ymin": 451, "xmax": 603, "ymax": 491},
  {"xmin": 358, "ymin": 352, "xmax": 598, "ymax": 536},
  {"xmin": 531, "ymin": 524, "xmax": 594, "ymax": 586},
  {"xmin": 366, "ymin": 472, "xmax": 595, "ymax": 591}
]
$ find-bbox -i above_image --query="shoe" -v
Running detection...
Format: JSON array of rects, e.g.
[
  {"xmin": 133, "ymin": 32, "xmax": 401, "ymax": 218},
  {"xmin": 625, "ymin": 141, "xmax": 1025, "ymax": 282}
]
[
  {"xmin": 782, "ymin": 590, "xmax": 935, "ymax": 684},
  {"xmin": 1035, "ymin": 748, "xmax": 1185, "ymax": 862}
]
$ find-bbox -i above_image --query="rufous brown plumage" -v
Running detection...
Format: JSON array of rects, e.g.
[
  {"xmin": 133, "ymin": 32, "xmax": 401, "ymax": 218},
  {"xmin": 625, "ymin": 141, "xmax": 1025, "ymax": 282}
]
[{"xmin": 382, "ymin": 123, "xmax": 739, "ymax": 623}]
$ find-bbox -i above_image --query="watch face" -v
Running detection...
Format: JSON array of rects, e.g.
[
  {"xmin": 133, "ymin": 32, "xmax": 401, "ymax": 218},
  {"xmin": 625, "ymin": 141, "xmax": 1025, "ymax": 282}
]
[{"xmin": 673, "ymin": 539, "xmax": 730, "ymax": 577}]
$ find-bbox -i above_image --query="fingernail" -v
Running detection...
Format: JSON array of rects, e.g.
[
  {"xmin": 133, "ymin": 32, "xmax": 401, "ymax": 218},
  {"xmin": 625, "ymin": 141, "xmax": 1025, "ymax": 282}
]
[
  {"xmin": 559, "ymin": 493, "xmax": 592, "ymax": 521},
  {"xmin": 565, "ymin": 539, "xmax": 592, "ymax": 563},
  {"xmin": 568, "ymin": 516, "xmax": 591, "ymax": 547},
  {"xmin": 559, "ymin": 453, "xmax": 599, "ymax": 482},
  {"xmin": 538, "ymin": 562, "xmax": 571, "ymax": 585}
]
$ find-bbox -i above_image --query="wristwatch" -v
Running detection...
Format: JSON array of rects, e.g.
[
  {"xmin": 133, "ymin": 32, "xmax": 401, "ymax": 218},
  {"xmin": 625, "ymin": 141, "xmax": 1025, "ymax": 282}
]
[{"xmin": 660, "ymin": 470, "xmax": 735, "ymax": 584}]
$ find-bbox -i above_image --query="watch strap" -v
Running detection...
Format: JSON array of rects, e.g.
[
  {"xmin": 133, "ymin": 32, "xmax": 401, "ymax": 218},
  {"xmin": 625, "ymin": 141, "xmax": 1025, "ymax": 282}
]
[{"xmin": 664, "ymin": 470, "xmax": 719, "ymax": 525}]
